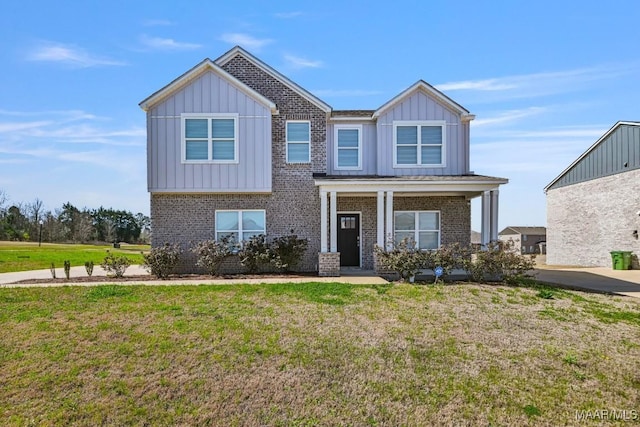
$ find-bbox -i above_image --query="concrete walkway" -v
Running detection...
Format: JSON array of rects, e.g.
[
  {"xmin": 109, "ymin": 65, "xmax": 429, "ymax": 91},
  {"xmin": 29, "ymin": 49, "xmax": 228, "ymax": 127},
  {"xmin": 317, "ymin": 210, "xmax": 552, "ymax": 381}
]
[
  {"xmin": 535, "ymin": 265, "xmax": 640, "ymax": 298},
  {"xmin": 0, "ymin": 265, "xmax": 389, "ymax": 288}
]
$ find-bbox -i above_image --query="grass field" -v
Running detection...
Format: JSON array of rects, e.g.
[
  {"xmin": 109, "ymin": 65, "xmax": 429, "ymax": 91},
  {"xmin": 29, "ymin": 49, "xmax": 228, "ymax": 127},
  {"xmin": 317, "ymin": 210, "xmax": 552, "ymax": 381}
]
[
  {"xmin": 0, "ymin": 241, "xmax": 148, "ymax": 273},
  {"xmin": 1, "ymin": 281, "xmax": 638, "ymax": 425}
]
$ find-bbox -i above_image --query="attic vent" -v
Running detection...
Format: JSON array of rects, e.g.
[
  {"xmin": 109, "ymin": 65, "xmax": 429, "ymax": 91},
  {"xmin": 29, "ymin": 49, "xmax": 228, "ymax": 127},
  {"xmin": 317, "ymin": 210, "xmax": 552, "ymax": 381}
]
[{"xmin": 285, "ymin": 114, "xmax": 312, "ymax": 120}]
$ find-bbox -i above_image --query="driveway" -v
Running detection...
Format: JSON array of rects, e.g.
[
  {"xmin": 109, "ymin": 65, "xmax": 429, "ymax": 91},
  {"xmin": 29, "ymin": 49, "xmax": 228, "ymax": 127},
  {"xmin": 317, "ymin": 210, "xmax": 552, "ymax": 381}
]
[{"xmin": 535, "ymin": 265, "xmax": 640, "ymax": 298}]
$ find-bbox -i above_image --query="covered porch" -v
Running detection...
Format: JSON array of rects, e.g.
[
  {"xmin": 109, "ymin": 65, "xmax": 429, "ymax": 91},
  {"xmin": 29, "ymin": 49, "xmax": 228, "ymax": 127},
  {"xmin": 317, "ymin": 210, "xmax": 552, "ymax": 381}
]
[{"xmin": 314, "ymin": 176, "xmax": 508, "ymax": 276}]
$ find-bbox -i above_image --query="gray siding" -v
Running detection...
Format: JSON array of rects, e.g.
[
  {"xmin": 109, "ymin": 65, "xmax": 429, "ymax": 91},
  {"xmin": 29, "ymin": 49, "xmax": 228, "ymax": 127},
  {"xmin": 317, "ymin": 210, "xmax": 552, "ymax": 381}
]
[
  {"xmin": 147, "ymin": 70, "xmax": 272, "ymax": 192},
  {"xmin": 548, "ymin": 124, "xmax": 640, "ymax": 190},
  {"xmin": 327, "ymin": 122, "xmax": 377, "ymax": 175},
  {"xmin": 375, "ymin": 91, "xmax": 468, "ymax": 176}
]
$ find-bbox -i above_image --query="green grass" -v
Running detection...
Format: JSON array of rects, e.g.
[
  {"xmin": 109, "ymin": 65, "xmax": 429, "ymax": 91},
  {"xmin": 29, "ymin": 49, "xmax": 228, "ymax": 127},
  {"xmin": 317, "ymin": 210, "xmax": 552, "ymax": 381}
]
[
  {"xmin": 0, "ymin": 281, "xmax": 638, "ymax": 425},
  {"xmin": 0, "ymin": 241, "xmax": 148, "ymax": 273}
]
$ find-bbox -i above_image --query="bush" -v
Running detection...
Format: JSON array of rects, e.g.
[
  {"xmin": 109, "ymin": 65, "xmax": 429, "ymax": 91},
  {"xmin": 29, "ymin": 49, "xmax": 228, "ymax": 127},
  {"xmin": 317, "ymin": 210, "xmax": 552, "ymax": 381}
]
[
  {"xmin": 101, "ymin": 251, "xmax": 131, "ymax": 278},
  {"xmin": 374, "ymin": 238, "xmax": 425, "ymax": 282},
  {"xmin": 238, "ymin": 234, "xmax": 270, "ymax": 273},
  {"xmin": 143, "ymin": 243, "xmax": 182, "ymax": 279},
  {"xmin": 268, "ymin": 232, "xmax": 308, "ymax": 272},
  {"xmin": 191, "ymin": 237, "xmax": 235, "ymax": 276},
  {"xmin": 85, "ymin": 261, "xmax": 94, "ymax": 277},
  {"xmin": 63, "ymin": 260, "xmax": 71, "ymax": 279},
  {"xmin": 423, "ymin": 242, "xmax": 471, "ymax": 280},
  {"xmin": 465, "ymin": 240, "xmax": 536, "ymax": 284}
]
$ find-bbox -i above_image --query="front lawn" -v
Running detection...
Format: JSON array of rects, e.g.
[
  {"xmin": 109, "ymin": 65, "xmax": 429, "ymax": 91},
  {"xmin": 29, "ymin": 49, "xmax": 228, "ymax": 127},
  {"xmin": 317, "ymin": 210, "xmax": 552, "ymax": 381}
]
[
  {"xmin": 0, "ymin": 241, "xmax": 148, "ymax": 273},
  {"xmin": 1, "ymin": 281, "xmax": 638, "ymax": 425}
]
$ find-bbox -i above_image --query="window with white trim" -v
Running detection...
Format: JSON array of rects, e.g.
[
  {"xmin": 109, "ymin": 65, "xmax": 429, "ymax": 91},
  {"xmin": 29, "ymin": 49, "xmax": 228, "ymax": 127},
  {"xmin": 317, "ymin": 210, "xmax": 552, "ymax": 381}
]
[
  {"xmin": 393, "ymin": 120, "xmax": 445, "ymax": 167},
  {"xmin": 215, "ymin": 210, "xmax": 266, "ymax": 243},
  {"xmin": 286, "ymin": 121, "xmax": 310, "ymax": 163},
  {"xmin": 394, "ymin": 211, "xmax": 440, "ymax": 250},
  {"xmin": 335, "ymin": 125, "xmax": 362, "ymax": 169},
  {"xmin": 182, "ymin": 113, "xmax": 238, "ymax": 163}
]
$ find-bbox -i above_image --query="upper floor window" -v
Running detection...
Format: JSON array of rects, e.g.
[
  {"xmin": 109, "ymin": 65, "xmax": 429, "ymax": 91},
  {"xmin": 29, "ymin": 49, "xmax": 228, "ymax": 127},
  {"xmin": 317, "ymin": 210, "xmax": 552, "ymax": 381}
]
[
  {"xmin": 286, "ymin": 121, "xmax": 310, "ymax": 163},
  {"xmin": 393, "ymin": 120, "xmax": 446, "ymax": 167},
  {"xmin": 335, "ymin": 125, "xmax": 362, "ymax": 170},
  {"xmin": 182, "ymin": 113, "xmax": 238, "ymax": 163},
  {"xmin": 394, "ymin": 211, "xmax": 440, "ymax": 250}
]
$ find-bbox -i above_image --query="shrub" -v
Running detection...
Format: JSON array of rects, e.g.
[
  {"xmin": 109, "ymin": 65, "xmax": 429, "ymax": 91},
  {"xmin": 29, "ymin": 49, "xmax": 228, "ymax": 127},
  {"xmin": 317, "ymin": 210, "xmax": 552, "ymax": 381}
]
[
  {"xmin": 143, "ymin": 243, "xmax": 182, "ymax": 279},
  {"xmin": 100, "ymin": 251, "xmax": 131, "ymax": 278},
  {"xmin": 85, "ymin": 261, "xmax": 94, "ymax": 277},
  {"xmin": 238, "ymin": 234, "xmax": 270, "ymax": 273},
  {"xmin": 423, "ymin": 242, "xmax": 471, "ymax": 279},
  {"xmin": 63, "ymin": 260, "xmax": 71, "ymax": 279},
  {"xmin": 465, "ymin": 240, "xmax": 536, "ymax": 284},
  {"xmin": 268, "ymin": 232, "xmax": 308, "ymax": 272},
  {"xmin": 374, "ymin": 238, "xmax": 426, "ymax": 282},
  {"xmin": 49, "ymin": 262, "xmax": 56, "ymax": 279},
  {"xmin": 191, "ymin": 237, "xmax": 235, "ymax": 276}
]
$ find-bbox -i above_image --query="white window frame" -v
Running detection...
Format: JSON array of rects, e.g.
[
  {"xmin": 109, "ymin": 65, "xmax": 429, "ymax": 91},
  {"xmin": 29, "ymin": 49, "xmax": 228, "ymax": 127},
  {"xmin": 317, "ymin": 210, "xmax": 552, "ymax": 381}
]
[
  {"xmin": 334, "ymin": 125, "xmax": 362, "ymax": 170},
  {"xmin": 393, "ymin": 210, "xmax": 441, "ymax": 250},
  {"xmin": 214, "ymin": 209, "xmax": 266, "ymax": 245},
  {"xmin": 286, "ymin": 120, "xmax": 311, "ymax": 164},
  {"xmin": 181, "ymin": 113, "xmax": 239, "ymax": 164},
  {"xmin": 392, "ymin": 120, "xmax": 446, "ymax": 168}
]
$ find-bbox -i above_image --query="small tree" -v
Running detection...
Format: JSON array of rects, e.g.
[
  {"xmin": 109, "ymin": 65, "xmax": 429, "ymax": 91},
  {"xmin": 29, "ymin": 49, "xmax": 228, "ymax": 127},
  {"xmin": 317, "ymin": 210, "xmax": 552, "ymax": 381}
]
[
  {"xmin": 101, "ymin": 251, "xmax": 131, "ymax": 278},
  {"xmin": 268, "ymin": 231, "xmax": 308, "ymax": 272},
  {"xmin": 238, "ymin": 234, "xmax": 270, "ymax": 273},
  {"xmin": 191, "ymin": 237, "xmax": 235, "ymax": 276},
  {"xmin": 143, "ymin": 243, "xmax": 182, "ymax": 279}
]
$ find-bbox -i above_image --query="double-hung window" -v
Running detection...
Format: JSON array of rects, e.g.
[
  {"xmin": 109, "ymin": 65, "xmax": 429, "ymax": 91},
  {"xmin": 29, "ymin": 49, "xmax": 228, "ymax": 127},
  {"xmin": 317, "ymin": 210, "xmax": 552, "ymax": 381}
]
[
  {"xmin": 182, "ymin": 113, "xmax": 238, "ymax": 163},
  {"xmin": 215, "ymin": 210, "xmax": 266, "ymax": 244},
  {"xmin": 393, "ymin": 120, "xmax": 445, "ymax": 167},
  {"xmin": 286, "ymin": 121, "xmax": 310, "ymax": 163},
  {"xmin": 334, "ymin": 125, "xmax": 362, "ymax": 169},
  {"xmin": 394, "ymin": 211, "xmax": 440, "ymax": 250}
]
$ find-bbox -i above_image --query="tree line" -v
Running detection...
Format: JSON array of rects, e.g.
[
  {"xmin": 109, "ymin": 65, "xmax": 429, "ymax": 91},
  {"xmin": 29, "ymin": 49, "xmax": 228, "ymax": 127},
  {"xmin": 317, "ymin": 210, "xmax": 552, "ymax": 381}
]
[{"xmin": 0, "ymin": 190, "xmax": 150, "ymax": 244}]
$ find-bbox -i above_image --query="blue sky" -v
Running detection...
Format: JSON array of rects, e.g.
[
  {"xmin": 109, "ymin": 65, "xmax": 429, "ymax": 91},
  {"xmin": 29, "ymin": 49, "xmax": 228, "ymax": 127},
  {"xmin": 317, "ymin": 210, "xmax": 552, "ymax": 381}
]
[{"xmin": 1, "ymin": 1, "xmax": 638, "ymax": 231}]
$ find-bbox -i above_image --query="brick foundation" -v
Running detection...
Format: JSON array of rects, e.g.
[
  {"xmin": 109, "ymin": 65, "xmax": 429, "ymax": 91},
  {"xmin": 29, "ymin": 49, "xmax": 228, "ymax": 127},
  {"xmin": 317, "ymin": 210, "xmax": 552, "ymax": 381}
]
[{"xmin": 318, "ymin": 252, "xmax": 340, "ymax": 276}]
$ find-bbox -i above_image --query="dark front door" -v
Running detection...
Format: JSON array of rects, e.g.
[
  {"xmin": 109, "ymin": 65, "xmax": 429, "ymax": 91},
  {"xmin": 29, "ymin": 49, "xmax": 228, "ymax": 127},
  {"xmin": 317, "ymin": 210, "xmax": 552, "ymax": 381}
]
[{"xmin": 337, "ymin": 213, "xmax": 360, "ymax": 267}]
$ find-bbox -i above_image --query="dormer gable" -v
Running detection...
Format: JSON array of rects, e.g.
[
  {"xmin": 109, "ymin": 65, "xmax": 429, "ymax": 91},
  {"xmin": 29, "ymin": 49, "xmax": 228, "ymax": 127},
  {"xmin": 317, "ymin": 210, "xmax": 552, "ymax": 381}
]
[
  {"xmin": 373, "ymin": 80, "xmax": 475, "ymax": 122},
  {"xmin": 139, "ymin": 58, "xmax": 277, "ymax": 113}
]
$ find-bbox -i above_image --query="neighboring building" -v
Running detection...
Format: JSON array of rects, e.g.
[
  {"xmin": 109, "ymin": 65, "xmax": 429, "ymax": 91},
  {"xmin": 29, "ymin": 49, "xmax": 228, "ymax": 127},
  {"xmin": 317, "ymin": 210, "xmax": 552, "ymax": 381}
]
[
  {"xmin": 545, "ymin": 121, "xmax": 640, "ymax": 267},
  {"xmin": 139, "ymin": 46, "xmax": 508, "ymax": 276},
  {"xmin": 498, "ymin": 226, "xmax": 546, "ymax": 254}
]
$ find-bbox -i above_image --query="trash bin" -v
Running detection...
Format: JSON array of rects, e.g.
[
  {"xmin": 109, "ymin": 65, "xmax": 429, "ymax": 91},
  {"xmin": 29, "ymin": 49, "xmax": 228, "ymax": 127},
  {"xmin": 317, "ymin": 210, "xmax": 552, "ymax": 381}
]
[
  {"xmin": 610, "ymin": 251, "xmax": 623, "ymax": 270},
  {"xmin": 610, "ymin": 251, "xmax": 633, "ymax": 270},
  {"xmin": 620, "ymin": 251, "xmax": 633, "ymax": 270}
]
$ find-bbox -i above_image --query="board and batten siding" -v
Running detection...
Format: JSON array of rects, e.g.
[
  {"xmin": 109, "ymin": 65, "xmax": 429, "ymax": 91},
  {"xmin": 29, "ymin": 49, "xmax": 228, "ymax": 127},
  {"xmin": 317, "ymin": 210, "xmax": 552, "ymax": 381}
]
[
  {"xmin": 326, "ymin": 122, "xmax": 377, "ymax": 175},
  {"xmin": 147, "ymin": 70, "xmax": 272, "ymax": 193},
  {"xmin": 547, "ymin": 124, "xmax": 640, "ymax": 190},
  {"xmin": 375, "ymin": 91, "xmax": 469, "ymax": 176}
]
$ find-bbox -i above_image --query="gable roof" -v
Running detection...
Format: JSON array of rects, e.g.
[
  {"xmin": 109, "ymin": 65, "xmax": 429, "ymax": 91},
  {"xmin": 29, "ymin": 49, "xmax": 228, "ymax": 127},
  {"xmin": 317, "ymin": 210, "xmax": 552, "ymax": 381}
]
[
  {"xmin": 215, "ymin": 46, "xmax": 332, "ymax": 114},
  {"xmin": 499, "ymin": 226, "xmax": 547, "ymax": 236},
  {"xmin": 544, "ymin": 121, "xmax": 640, "ymax": 192},
  {"xmin": 373, "ymin": 80, "xmax": 475, "ymax": 121},
  {"xmin": 139, "ymin": 58, "xmax": 277, "ymax": 113}
]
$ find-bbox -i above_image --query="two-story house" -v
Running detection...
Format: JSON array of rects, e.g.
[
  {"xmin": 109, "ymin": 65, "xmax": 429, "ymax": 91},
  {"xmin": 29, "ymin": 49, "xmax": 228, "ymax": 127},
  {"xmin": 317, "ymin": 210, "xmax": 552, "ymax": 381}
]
[{"xmin": 139, "ymin": 46, "xmax": 507, "ymax": 276}]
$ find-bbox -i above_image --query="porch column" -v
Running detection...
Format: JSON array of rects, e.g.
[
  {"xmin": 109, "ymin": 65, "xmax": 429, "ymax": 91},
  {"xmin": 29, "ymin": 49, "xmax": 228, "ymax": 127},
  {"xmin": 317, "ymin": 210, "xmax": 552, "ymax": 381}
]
[
  {"xmin": 376, "ymin": 191, "xmax": 385, "ymax": 248},
  {"xmin": 330, "ymin": 191, "xmax": 337, "ymax": 252},
  {"xmin": 385, "ymin": 191, "xmax": 394, "ymax": 250},
  {"xmin": 490, "ymin": 190, "xmax": 499, "ymax": 242},
  {"xmin": 481, "ymin": 191, "xmax": 491, "ymax": 247},
  {"xmin": 320, "ymin": 191, "xmax": 328, "ymax": 252}
]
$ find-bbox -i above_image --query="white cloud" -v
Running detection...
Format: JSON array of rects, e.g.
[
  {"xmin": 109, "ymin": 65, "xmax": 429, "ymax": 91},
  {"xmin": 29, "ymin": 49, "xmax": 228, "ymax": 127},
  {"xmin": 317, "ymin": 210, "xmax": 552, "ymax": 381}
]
[
  {"xmin": 219, "ymin": 33, "xmax": 273, "ymax": 51},
  {"xmin": 139, "ymin": 34, "xmax": 202, "ymax": 51},
  {"xmin": 26, "ymin": 41, "xmax": 125, "ymax": 68},
  {"xmin": 436, "ymin": 63, "xmax": 637, "ymax": 101},
  {"xmin": 472, "ymin": 107, "xmax": 547, "ymax": 127},
  {"xmin": 274, "ymin": 11, "xmax": 304, "ymax": 19},
  {"xmin": 284, "ymin": 54, "xmax": 322, "ymax": 69}
]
